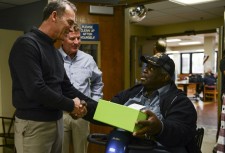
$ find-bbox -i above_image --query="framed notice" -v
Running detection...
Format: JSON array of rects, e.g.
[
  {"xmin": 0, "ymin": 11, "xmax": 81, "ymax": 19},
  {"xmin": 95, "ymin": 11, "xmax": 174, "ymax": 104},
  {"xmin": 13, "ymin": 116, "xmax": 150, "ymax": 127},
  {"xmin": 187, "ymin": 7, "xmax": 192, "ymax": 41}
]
[
  {"xmin": 80, "ymin": 24, "xmax": 99, "ymax": 41},
  {"xmin": 80, "ymin": 41, "xmax": 101, "ymax": 68}
]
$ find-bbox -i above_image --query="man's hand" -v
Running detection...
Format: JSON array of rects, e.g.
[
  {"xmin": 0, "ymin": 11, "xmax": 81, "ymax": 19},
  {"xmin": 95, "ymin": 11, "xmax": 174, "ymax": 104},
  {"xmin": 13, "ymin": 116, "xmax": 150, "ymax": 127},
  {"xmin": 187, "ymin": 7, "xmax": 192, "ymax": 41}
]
[
  {"xmin": 133, "ymin": 110, "xmax": 162, "ymax": 138},
  {"xmin": 70, "ymin": 97, "xmax": 87, "ymax": 119}
]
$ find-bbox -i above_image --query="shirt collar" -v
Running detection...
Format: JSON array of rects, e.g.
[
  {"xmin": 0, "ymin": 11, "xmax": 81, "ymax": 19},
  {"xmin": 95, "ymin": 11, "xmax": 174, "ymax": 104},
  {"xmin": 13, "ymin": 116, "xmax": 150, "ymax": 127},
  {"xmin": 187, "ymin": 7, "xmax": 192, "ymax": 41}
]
[
  {"xmin": 141, "ymin": 83, "xmax": 171, "ymax": 98},
  {"xmin": 58, "ymin": 47, "xmax": 68, "ymax": 59},
  {"xmin": 31, "ymin": 27, "xmax": 54, "ymax": 45},
  {"xmin": 157, "ymin": 83, "xmax": 171, "ymax": 97},
  {"xmin": 58, "ymin": 47, "xmax": 80, "ymax": 61}
]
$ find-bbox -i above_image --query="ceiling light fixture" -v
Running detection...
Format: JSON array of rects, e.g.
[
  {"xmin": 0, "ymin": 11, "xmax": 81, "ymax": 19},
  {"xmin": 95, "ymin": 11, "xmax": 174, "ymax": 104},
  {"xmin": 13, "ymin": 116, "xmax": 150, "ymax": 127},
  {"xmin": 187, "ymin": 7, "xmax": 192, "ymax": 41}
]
[
  {"xmin": 166, "ymin": 38, "xmax": 181, "ymax": 42},
  {"xmin": 129, "ymin": 5, "xmax": 147, "ymax": 23},
  {"xmin": 196, "ymin": 49, "xmax": 204, "ymax": 52},
  {"xmin": 179, "ymin": 41, "xmax": 201, "ymax": 45},
  {"xmin": 169, "ymin": 0, "xmax": 218, "ymax": 5}
]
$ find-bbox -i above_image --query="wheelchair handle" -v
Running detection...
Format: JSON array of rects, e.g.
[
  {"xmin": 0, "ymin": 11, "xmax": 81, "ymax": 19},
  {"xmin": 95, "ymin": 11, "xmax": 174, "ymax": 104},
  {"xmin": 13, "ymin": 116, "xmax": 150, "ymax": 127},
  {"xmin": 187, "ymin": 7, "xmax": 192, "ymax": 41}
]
[{"xmin": 88, "ymin": 133, "xmax": 155, "ymax": 150}]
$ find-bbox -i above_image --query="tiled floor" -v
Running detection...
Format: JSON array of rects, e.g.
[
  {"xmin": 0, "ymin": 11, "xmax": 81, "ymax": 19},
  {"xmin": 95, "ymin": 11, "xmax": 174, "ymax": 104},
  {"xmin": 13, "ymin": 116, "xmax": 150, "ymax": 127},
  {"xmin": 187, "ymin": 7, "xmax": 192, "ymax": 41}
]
[{"xmin": 191, "ymin": 96, "xmax": 218, "ymax": 153}]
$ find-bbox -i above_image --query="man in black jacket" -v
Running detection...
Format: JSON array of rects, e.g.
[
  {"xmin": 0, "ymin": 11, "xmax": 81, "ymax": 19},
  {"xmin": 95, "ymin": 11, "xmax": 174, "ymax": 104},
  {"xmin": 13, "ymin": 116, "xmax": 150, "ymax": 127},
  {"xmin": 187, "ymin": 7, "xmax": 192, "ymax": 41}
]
[
  {"xmin": 8, "ymin": 1, "xmax": 96, "ymax": 153},
  {"xmin": 111, "ymin": 53, "xmax": 198, "ymax": 153}
]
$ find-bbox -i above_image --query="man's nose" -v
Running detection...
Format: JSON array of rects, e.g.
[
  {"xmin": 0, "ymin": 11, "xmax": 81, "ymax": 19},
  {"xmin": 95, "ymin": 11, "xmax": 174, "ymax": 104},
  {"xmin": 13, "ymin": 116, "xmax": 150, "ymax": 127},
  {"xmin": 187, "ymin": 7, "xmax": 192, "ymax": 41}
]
[
  {"xmin": 69, "ymin": 26, "xmax": 73, "ymax": 32},
  {"xmin": 142, "ymin": 68, "xmax": 147, "ymax": 73},
  {"xmin": 73, "ymin": 39, "xmax": 79, "ymax": 43}
]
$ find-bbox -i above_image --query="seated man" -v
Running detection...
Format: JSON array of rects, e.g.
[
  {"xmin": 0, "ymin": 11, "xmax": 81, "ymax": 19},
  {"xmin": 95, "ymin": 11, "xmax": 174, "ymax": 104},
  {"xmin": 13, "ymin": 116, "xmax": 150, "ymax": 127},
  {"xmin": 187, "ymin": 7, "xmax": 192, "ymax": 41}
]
[
  {"xmin": 204, "ymin": 68, "xmax": 217, "ymax": 86},
  {"xmin": 111, "ymin": 53, "xmax": 199, "ymax": 153},
  {"xmin": 195, "ymin": 68, "xmax": 216, "ymax": 99}
]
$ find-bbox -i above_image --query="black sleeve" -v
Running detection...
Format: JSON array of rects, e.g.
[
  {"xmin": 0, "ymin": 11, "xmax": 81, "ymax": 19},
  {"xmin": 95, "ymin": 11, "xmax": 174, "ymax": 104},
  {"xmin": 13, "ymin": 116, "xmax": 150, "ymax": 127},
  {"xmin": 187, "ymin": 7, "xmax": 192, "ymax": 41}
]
[
  {"xmin": 157, "ymin": 94, "xmax": 197, "ymax": 148},
  {"xmin": 60, "ymin": 64, "xmax": 98, "ymax": 121},
  {"xmin": 9, "ymin": 37, "xmax": 77, "ymax": 112}
]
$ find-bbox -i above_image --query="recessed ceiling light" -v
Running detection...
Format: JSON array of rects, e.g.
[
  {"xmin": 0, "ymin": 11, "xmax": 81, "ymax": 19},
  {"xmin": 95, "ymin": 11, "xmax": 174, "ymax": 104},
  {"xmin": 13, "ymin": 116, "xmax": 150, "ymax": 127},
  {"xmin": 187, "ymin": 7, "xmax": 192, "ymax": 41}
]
[
  {"xmin": 179, "ymin": 41, "xmax": 201, "ymax": 45},
  {"xmin": 169, "ymin": 0, "xmax": 219, "ymax": 5},
  {"xmin": 166, "ymin": 38, "xmax": 181, "ymax": 42}
]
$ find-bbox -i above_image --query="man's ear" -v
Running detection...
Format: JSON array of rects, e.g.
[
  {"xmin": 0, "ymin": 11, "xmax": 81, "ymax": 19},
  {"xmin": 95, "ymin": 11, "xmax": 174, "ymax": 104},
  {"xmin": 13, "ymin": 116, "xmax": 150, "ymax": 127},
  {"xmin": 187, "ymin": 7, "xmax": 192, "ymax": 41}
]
[
  {"xmin": 51, "ymin": 11, "xmax": 58, "ymax": 22},
  {"xmin": 164, "ymin": 74, "xmax": 171, "ymax": 81}
]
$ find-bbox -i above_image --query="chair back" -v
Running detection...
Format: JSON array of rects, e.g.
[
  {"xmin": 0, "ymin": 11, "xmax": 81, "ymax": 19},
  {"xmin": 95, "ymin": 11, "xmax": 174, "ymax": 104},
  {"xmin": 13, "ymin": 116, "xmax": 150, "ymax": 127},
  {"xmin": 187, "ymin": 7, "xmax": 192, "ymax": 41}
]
[
  {"xmin": 203, "ymin": 85, "xmax": 218, "ymax": 101},
  {"xmin": 0, "ymin": 112, "xmax": 15, "ymax": 150}
]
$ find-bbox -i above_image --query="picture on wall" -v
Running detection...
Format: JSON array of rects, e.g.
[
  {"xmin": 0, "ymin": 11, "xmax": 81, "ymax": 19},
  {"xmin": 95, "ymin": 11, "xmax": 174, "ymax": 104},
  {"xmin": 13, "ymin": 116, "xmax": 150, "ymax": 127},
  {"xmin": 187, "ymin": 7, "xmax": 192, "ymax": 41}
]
[{"xmin": 80, "ymin": 41, "xmax": 101, "ymax": 68}]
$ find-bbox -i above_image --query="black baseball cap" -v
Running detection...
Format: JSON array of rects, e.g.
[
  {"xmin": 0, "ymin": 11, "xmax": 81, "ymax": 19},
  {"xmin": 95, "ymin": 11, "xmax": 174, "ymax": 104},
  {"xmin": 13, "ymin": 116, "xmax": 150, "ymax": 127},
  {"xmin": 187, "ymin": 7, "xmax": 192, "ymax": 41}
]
[{"xmin": 140, "ymin": 53, "xmax": 175, "ymax": 77}]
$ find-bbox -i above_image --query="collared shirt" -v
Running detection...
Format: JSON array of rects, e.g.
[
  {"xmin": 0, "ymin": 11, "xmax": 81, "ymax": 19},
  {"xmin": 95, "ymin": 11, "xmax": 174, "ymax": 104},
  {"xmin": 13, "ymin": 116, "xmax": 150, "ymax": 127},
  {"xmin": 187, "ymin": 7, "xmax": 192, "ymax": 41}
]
[
  {"xmin": 59, "ymin": 48, "xmax": 103, "ymax": 101},
  {"xmin": 124, "ymin": 84, "xmax": 171, "ymax": 121}
]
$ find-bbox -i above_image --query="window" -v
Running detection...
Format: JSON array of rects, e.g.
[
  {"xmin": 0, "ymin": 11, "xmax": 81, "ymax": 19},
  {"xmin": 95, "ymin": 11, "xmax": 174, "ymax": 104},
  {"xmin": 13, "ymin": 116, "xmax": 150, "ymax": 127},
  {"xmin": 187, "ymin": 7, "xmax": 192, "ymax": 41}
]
[
  {"xmin": 192, "ymin": 53, "xmax": 204, "ymax": 73},
  {"xmin": 168, "ymin": 53, "xmax": 180, "ymax": 76},
  {"xmin": 181, "ymin": 54, "xmax": 190, "ymax": 73},
  {"xmin": 181, "ymin": 53, "xmax": 204, "ymax": 74},
  {"xmin": 169, "ymin": 51, "xmax": 217, "ymax": 75}
]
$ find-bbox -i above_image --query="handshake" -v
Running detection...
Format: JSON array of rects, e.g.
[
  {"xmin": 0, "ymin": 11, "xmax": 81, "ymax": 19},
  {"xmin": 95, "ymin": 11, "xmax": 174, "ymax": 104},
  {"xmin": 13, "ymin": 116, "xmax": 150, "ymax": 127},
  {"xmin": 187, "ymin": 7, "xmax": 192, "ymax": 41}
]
[{"xmin": 70, "ymin": 97, "xmax": 87, "ymax": 119}]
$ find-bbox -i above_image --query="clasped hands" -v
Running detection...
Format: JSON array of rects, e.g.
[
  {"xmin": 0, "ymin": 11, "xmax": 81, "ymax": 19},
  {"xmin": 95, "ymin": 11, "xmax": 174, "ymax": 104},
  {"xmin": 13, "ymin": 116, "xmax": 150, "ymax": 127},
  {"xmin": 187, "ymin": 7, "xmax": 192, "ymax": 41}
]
[
  {"xmin": 133, "ymin": 110, "xmax": 162, "ymax": 139},
  {"xmin": 70, "ymin": 97, "xmax": 87, "ymax": 119}
]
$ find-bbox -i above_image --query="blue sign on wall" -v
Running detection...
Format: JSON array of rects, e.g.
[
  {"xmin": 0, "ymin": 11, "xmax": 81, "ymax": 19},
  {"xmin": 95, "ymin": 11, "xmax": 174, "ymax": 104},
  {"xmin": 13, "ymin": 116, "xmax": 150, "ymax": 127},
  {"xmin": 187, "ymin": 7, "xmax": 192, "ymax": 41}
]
[{"xmin": 81, "ymin": 24, "xmax": 99, "ymax": 41}]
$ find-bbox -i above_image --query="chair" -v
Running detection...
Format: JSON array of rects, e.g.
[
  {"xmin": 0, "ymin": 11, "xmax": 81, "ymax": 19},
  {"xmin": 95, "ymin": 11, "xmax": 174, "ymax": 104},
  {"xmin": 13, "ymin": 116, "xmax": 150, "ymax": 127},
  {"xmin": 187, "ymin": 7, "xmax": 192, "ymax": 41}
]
[
  {"xmin": 0, "ymin": 113, "xmax": 16, "ymax": 152},
  {"xmin": 195, "ymin": 127, "xmax": 204, "ymax": 150},
  {"xmin": 203, "ymin": 85, "xmax": 218, "ymax": 102}
]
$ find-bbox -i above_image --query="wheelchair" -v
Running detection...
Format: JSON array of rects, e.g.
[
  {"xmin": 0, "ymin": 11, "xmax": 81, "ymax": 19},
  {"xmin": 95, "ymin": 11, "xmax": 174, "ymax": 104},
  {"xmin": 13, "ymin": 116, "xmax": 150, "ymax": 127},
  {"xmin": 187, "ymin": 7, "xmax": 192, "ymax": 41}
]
[
  {"xmin": 88, "ymin": 128, "xmax": 204, "ymax": 153},
  {"xmin": 87, "ymin": 129, "xmax": 156, "ymax": 153}
]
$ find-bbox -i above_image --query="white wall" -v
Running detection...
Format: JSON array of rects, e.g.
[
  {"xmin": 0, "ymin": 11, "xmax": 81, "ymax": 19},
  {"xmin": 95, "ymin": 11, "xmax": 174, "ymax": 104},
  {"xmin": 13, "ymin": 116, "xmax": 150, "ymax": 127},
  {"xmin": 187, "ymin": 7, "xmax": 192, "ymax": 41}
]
[
  {"xmin": 0, "ymin": 29, "xmax": 23, "ymax": 117},
  {"xmin": 130, "ymin": 36, "xmax": 157, "ymax": 86},
  {"xmin": 0, "ymin": 29, "xmax": 23, "ymax": 153}
]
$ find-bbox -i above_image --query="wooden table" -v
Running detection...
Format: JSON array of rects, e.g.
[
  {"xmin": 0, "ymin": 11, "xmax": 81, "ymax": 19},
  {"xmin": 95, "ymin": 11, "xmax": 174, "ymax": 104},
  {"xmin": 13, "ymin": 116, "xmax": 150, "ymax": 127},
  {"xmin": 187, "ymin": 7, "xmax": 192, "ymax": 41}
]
[{"xmin": 175, "ymin": 80, "xmax": 199, "ymax": 95}]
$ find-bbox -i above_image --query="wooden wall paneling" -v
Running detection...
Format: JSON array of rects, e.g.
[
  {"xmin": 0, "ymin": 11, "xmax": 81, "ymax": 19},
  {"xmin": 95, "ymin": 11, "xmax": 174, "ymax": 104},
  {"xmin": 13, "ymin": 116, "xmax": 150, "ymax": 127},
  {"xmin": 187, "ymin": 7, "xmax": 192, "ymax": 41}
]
[{"xmin": 73, "ymin": 3, "xmax": 125, "ymax": 153}]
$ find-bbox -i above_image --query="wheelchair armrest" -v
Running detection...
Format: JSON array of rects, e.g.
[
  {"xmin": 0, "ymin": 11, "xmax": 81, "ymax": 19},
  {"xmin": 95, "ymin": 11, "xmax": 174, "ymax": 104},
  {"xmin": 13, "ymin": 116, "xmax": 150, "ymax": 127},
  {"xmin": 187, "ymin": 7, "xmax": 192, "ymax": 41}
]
[{"xmin": 87, "ymin": 133, "xmax": 108, "ymax": 146}]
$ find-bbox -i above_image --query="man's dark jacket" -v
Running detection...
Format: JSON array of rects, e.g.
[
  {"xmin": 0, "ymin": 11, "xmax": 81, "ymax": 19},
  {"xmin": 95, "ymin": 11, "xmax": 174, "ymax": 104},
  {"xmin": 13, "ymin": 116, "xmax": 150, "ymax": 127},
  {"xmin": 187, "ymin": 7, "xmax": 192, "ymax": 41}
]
[{"xmin": 111, "ymin": 82, "xmax": 200, "ymax": 153}]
